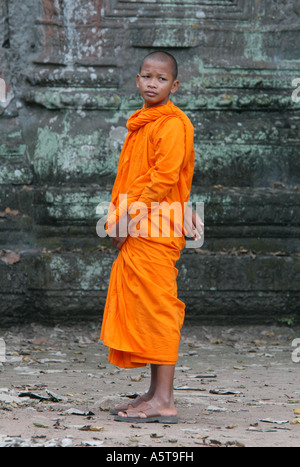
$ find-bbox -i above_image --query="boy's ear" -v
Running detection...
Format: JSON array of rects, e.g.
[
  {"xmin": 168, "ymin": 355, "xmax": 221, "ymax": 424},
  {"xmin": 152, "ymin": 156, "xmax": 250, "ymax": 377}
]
[
  {"xmin": 136, "ymin": 74, "xmax": 140, "ymax": 88},
  {"xmin": 170, "ymin": 80, "xmax": 180, "ymax": 95}
]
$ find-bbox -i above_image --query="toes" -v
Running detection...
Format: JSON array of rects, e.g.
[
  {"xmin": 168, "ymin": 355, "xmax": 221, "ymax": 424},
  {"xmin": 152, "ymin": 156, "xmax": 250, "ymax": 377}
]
[{"xmin": 117, "ymin": 409, "xmax": 146, "ymax": 419}]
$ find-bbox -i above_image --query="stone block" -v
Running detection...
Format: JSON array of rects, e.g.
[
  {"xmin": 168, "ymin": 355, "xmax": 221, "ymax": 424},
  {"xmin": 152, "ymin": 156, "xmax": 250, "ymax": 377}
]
[
  {"xmin": 0, "ymin": 0, "xmax": 299, "ymax": 325},
  {"xmin": 0, "ymin": 250, "xmax": 299, "ymax": 326}
]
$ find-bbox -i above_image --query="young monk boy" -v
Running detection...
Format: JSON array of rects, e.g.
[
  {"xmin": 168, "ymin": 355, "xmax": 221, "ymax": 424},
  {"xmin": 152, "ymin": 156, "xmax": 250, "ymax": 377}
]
[{"xmin": 100, "ymin": 51, "xmax": 202, "ymax": 423}]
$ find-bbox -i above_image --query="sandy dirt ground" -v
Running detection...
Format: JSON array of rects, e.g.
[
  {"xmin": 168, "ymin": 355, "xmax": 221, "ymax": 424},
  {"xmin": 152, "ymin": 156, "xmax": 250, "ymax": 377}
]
[{"xmin": 0, "ymin": 322, "xmax": 300, "ymax": 448}]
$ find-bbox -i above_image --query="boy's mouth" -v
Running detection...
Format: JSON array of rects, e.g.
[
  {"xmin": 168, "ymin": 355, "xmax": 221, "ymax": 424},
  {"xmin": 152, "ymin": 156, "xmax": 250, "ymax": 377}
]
[{"xmin": 145, "ymin": 91, "xmax": 157, "ymax": 97}]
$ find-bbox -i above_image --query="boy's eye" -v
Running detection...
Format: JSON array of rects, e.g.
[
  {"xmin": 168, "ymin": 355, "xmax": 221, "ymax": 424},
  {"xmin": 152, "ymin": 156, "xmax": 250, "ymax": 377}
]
[{"xmin": 141, "ymin": 75, "xmax": 166, "ymax": 80}]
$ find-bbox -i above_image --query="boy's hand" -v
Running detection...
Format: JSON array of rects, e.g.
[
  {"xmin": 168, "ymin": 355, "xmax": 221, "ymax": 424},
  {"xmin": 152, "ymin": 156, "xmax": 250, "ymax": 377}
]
[
  {"xmin": 111, "ymin": 214, "xmax": 131, "ymax": 250},
  {"xmin": 184, "ymin": 206, "xmax": 204, "ymax": 241},
  {"xmin": 111, "ymin": 236, "xmax": 127, "ymax": 250}
]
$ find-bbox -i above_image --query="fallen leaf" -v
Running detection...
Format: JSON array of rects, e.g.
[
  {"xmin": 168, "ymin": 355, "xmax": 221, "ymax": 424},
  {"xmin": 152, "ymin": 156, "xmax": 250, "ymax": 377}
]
[
  {"xmin": 21, "ymin": 185, "xmax": 34, "ymax": 192},
  {"xmin": 22, "ymin": 356, "xmax": 32, "ymax": 363},
  {"xmin": 130, "ymin": 375, "xmax": 142, "ymax": 382},
  {"xmin": 271, "ymin": 251, "xmax": 289, "ymax": 256},
  {"xmin": 19, "ymin": 392, "xmax": 49, "ymax": 401},
  {"xmin": 260, "ymin": 418, "xmax": 289, "ymax": 425},
  {"xmin": 209, "ymin": 439, "xmax": 222, "ymax": 446},
  {"xmin": 90, "ymin": 426, "xmax": 104, "ymax": 432},
  {"xmin": 82, "ymin": 440, "xmax": 104, "ymax": 447},
  {"xmin": 272, "ymin": 182, "xmax": 286, "ymax": 189},
  {"xmin": 294, "ymin": 409, "xmax": 300, "ymax": 415},
  {"xmin": 207, "ymin": 405, "xmax": 228, "ymax": 412},
  {"xmin": 32, "ymin": 337, "xmax": 52, "ymax": 345},
  {"xmin": 189, "ymin": 373, "xmax": 217, "ymax": 379},
  {"xmin": 66, "ymin": 408, "xmax": 95, "ymax": 416},
  {"xmin": 291, "ymin": 418, "xmax": 300, "ymax": 425},
  {"xmin": 129, "ymin": 436, "xmax": 140, "ymax": 443},
  {"xmin": 46, "ymin": 390, "xmax": 68, "ymax": 402},
  {"xmin": 210, "ymin": 338, "xmax": 224, "ymax": 344},
  {"xmin": 33, "ymin": 422, "xmax": 49, "ymax": 429},
  {"xmin": 0, "ymin": 250, "xmax": 20, "ymax": 265},
  {"xmin": 225, "ymin": 440, "xmax": 245, "ymax": 447},
  {"xmin": 5, "ymin": 207, "xmax": 20, "ymax": 216},
  {"xmin": 210, "ymin": 389, "xmax": 242, "ymax": 395},
  {"xmin": 252, "ymin": 339, "xmax": 267, "ymax": 345},
  {"xmin": 174, "ymin": 385, "xmax": 206, "ymax": 391},
  {"xmin": 266, "ymin": 332, "xmax": 275, "ymax": 338},
  {"xmin": 79, "ymin": 425, "xmax": 104, "ymax": 432},
  {"xmin": 122, "ymin": 393, "xmax": 139, "ymax": 399}
]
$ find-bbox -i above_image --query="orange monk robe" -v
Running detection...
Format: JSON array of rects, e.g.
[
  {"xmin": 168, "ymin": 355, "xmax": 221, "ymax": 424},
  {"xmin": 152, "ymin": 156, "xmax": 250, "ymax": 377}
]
[{"xmin": 100, "ymin": 100, "xmax": 195, "ymax": 369}]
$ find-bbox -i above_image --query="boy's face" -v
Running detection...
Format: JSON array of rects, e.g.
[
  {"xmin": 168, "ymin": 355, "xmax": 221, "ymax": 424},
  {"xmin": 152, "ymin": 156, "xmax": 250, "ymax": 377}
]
[{"xmin": 136, "ymin": 58, "xmax": 179, "ymax": 108}]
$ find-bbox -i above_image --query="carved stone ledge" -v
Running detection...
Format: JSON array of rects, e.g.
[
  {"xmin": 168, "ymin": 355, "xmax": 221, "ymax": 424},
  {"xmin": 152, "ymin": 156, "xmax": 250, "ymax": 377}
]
[
  {"xmin": 23, "ymin": 87, "xmax": 299, "ymax": 111},
  {"xmin": 25, "ymin": 67, "xmax": 119, "ymax": 88}
]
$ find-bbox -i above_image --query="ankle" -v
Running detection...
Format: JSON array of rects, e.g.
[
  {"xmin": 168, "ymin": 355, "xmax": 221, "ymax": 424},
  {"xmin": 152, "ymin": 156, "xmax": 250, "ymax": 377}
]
[{"xmin": 151, "ymin": 393, "xmax": 175, "ymax": 408}]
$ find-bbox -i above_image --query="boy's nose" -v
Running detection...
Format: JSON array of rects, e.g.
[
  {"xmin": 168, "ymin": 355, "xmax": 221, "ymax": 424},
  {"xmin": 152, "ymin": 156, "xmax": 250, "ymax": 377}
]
[{"xmin": 148, "ymin": 79, "xmax": 157, "ymax": 88}]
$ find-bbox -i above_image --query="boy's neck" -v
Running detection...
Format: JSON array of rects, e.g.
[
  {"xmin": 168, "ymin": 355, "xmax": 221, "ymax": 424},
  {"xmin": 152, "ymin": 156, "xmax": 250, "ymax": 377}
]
[{"xmin": 144, "ymin": 99, "xmax": 171, "ymax": 109}]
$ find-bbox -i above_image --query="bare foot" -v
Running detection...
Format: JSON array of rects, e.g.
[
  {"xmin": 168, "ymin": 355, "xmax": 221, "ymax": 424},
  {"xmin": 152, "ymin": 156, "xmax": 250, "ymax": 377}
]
[
  {"xmin": 113, "ymin": 393, "xmax": 150, "ymax": 412},
  {"xmin": 118, "ymin": 398, "xmax": 177, "ymax": 419}
]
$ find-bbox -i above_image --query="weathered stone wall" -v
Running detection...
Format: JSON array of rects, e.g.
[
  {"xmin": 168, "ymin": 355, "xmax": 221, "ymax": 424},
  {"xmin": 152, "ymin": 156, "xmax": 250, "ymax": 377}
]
[{"xmin": 0, "ymin": 0, "xmax": 300, "ymax": 326}]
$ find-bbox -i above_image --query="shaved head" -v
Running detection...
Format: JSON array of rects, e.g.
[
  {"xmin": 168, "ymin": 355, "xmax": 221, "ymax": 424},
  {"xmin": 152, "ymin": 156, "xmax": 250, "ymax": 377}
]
[{"xmin": 140, "ymin": 51, "xmax": 178, "ymax": 80}]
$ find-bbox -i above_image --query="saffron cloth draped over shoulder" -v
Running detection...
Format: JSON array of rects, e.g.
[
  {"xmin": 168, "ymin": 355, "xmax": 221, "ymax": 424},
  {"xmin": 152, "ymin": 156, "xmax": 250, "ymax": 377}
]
[{"xmin": 100, "ymin": 100, "xmax": 195, "ymax": 368}]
